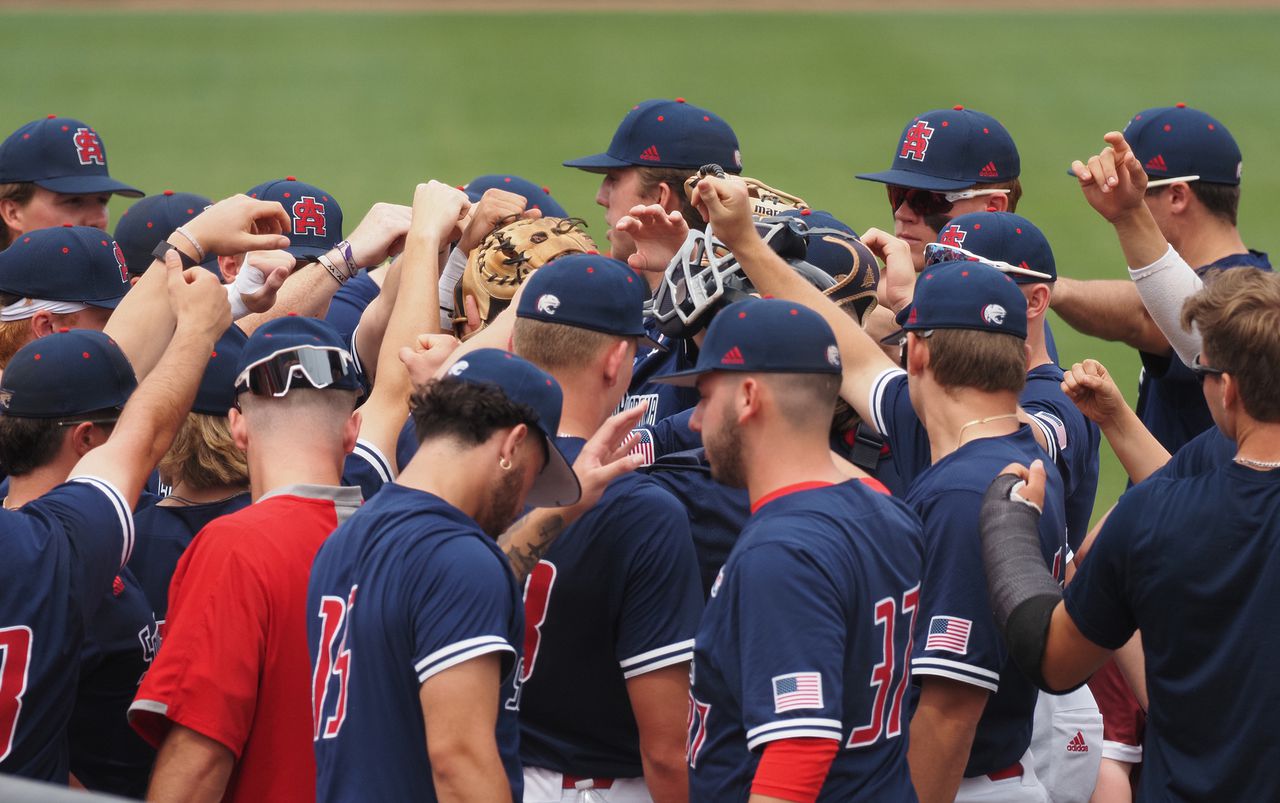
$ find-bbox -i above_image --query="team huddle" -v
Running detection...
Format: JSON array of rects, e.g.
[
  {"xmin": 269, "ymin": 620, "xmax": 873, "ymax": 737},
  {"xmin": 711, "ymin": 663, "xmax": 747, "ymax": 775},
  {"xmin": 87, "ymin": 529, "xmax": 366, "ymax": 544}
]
[{"xmin": 0, "ymin": 95, "xmax": 1274, "ymax": 803}]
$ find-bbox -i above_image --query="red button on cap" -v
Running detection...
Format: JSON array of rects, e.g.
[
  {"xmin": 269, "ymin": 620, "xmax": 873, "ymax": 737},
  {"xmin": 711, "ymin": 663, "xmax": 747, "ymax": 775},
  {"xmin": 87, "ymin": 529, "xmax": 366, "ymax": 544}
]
[
  {"xmin": 286, "ymin": 176, "xmax": 297, "ymax": 181},
  {"xmin": 953, "ymin": 105, "xmax": 964, "ymax": 111},
  {"xmin": 163, "ymin": 190, "xmax": 174, "ymax": 196}
]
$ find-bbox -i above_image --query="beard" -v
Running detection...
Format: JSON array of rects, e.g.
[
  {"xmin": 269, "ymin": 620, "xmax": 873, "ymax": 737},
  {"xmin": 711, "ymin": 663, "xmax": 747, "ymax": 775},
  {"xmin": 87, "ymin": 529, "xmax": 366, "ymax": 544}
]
[
  {"xmin": 704, "ymin": 416, "xmax": 747, "ymax": 489},
  {"xmin": 475, "ymin": 465, "xmax": 528, "ymax": 539}
]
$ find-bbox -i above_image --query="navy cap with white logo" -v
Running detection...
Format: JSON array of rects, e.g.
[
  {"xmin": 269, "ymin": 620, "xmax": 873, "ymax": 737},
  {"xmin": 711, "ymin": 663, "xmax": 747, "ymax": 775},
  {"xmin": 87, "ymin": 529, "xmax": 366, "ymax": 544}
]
[
  {"xmin": 1123, "ymin": 104, "xmax": 1242, "ymax": 186},
  {"xmin": 444, "ymin": 348, "xmax": 581, "ymax": 508},
  {"xmin": 0, "ymin": 116, "xmax": 142, "ymax": 198},
  {"xmin": 464, "ymin": 174, "xmax": 569, "ymax": 218},
  {"xmin": 0, "ymin": 329, "xmax": 137, "ymax": 418},
  {"xmin": 564, "ymin": 98, "xmax": 742, "ymax": 174},
  {"xmin": 932, "ymin": 212, "xmax": 1056, "ymax": 283},
  {"xmin": 857, "ymin": 106, "xmax": 1020, "ymax": 192},
  {"xmin": 0, "ymin": 226, "xmax": 131, "ymax": 309},
  {"xmin": 516, "ymin": 254, "xmax": 664, "ymax": 351},
  {"xmin": 654, "ymin": 297, "xmax": 841, "ymax": 387},
  {"xmin": 245, "ymin": 177, "xmax": 342, "ymax": 260},
  {"xmin": 115, "ymin": 191, "xmax": 219, "ymax": 277},
  {"xmin": 883, "ymin": 261, "xmax": 1027, "ymax": 346}
]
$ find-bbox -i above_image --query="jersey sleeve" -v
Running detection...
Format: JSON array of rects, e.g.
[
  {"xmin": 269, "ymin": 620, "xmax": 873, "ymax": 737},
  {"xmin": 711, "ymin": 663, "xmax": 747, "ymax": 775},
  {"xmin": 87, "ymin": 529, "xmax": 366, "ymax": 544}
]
[
  {"xmin": 129, "ymin": 524, "xmax": 269, "ymax": 756},
  {"xmin": 26, "ymin": 477, "xmax": 135, "ymax": 620},
  {"xmin": 342, "ymin": 438, "xmax": 393, "ymax": 500},
  {"xmin": 407, "ymin": 536, "xmax": 518, "ymax": 684},
  {"xmin": 733, "ymin": 542, "xmax": 848, "ymax": 751},
  {"xmin": 866, "ymin": 368, "xmax": 931, "ymax": 487},
  {"xmin": 1063, "ymin": 490, "xmax": 1145, "ymax": 650},
  {"xmin": 910, "ymin": 491, "xmax": 1005, "ymax": 693},
  {"xmin": 613, "ymin": 486, "xmax": 703, "ymax": 679}
]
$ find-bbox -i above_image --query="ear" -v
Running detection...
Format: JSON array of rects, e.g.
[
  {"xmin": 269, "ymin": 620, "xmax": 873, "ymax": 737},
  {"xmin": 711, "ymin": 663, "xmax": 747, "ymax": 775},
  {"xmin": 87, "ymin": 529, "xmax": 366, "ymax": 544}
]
[
  {"xmin": 0, "ymin": 196, "xmax": 24, "ymax": 232},
  {"xmin": 1220, "ymin": 371, "xmax": 1239, "ymax": 413},
  {"xmin": 906, "ymin": 333, "xmax": 931, "ymax": 375},
  {"xmin": 736, "ymin": 377, "xmax": 761, "ymax": 425},
  {"xmin": 655, "ymin": 181, "xmax": 678, "ymax": 213},
  {"xmin": 228, "ymin": 406, "xmax": 250, "ymax": 452},
  {"xmin": 1026, "ymin": 284, "xmax": 1052, "ymax": 318},
  {"xmin": 986, "ymin": 193, "xmax": 1011, "ymax": 213},
  {"xmin": 30, "ymin": 310, "xmax": 56, "ymax": 338},
  {"xmin": 499, "ymin": 423, "xmax": 530, "ymax": 467},
  {"xmin": 602, "ymin": 338, "xmax": 632, "ymax": 388},
  {"xmin": 219, "ymin": 254, "xmax": 243, "ymax": 284},
  {"xmin": 1167, "ymin": 182, "xmax": 1194, "ymax": 215},
  {"xmin": 69, "ymin": 422, "xmax": 98, "ymax": 457},
  {"xmin": 342, "ymin": 410, "xmax": 362, "ymax": 456}
]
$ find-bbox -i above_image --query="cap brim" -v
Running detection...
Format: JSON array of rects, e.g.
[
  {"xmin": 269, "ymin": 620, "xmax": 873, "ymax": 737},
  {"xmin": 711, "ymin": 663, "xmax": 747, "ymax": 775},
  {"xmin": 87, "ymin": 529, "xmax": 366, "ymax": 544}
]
[
  {"xmin": 523, "ymin": 434, "xmax": 582, "ymax": 508},
  {"xmin": 563, "ymin": 153, "xmax": 633, "ymax": 173},
  {"xmin": 855, "ymin": 169, "xmax": 975, "ymax": 192},
  {"xmin": 879, "ymin": 327, "xmax": 908, "ymax": 347},
  {"xmin": 649, "ymin": 365, "xmax": 712, "ymax": 388},
  {"xmin": 35, "ymin": 175, "xmax": 143, "ymax": 198},
  {"xmin": 640, "ymin": 333, "xmax": 667, "ymax": 353},
  {"xmin": 85, "ymin": 295, "xmax": 125, "ymax": 310},
  {"xmin": 286, "ymin": 245, "xmax": 330, "ymax": 261}
]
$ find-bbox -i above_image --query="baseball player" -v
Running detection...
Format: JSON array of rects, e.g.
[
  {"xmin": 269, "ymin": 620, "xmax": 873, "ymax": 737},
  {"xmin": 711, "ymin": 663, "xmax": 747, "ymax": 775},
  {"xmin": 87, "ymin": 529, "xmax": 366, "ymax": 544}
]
[
  {"xmin": 688, "ymin": 174, "xmax": 1067, "ymax": 801},
  {"xmin": 129, "ymin": 316, "xmax": 366, "ymax": 803},
  {"xmin": 649, "ymin": 297, "xmax": 922, "ymax": 801},
  {"xmin": 508, "ymin": 256, "xmax": 703, "ymax": 802},
  {"xmin": 1052, "ymin": 106, "xmax": 1270, "ymax": 456},
  {"xmin": 308, "ymin": 348, "xmax": 645, "ymax": 802},
  {"xmin": 977, "ymin": 269, "xmax": 1280, "ymax": 800},
  {"xmin": 566, "ymin": 98, "xmax": 742, "ymax": 426},
  {"xmin": 0, "ymin": 116, "xmax": 141, "ymax": 249},
  {"xmin": 0, "ymin": 239, "xmax": 232, "ymax": 781}
]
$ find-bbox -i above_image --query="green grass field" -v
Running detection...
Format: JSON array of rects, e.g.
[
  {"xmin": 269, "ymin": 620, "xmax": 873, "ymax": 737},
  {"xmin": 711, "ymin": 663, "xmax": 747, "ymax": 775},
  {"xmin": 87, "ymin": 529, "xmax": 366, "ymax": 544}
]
[{"xmin": 4, "ymin": 9, "xmax": 1279, "ymax": 519}]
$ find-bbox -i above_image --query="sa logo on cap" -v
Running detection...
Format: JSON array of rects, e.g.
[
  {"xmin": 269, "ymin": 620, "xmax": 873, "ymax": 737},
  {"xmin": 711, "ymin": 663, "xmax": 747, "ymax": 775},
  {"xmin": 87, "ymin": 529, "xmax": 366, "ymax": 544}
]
[
  {"xmin": 536, "ymin": 294, "xmax": 561, "ymax": 316},
  {"xmin": 982, "ymin": 304, "xmax": 1007, "ymax": 326}
]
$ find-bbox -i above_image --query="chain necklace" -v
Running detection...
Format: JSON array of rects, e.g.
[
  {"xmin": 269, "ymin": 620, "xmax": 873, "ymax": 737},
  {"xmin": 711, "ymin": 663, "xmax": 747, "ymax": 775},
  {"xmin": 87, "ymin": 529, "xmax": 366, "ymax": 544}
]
[
  {"xmin": 1234, "ymin": 456, "xmax": 1280, "ymax": 469},
  {"xmin": 957, "ymin": 413, "xmax": 1020, "ymax": 447},
  {"xmin": 162, "ymin": 490, "xmax": 247, "ymax": 506}
]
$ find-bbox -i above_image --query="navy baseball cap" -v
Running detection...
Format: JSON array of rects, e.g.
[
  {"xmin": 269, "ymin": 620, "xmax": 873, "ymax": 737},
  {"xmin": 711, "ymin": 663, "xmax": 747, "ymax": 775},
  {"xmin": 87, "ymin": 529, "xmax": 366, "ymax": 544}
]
[
  {"xmin": 516, "ymin": 254, "xmax": 664, "ymax": 351},
  {"xmin": 464, "ymin": 174, "xmax": 569, "ymax": 218},
  {"xmin": 0, "ymin": 329, "xmax": 137, "ymax": 418},
  {"xmin": 882, "ymin": 261, "xmax": 1028, "ymax": 346},
  {"xmin": 443, "ymin": 348, "xmax": 581, "ymax": 508},
  {"xmin": 194, "ymin": 326, "xmax": 248, "ymax": 416},
  {"xmin": 115, "ymin": 191, "xmax": 219, "ymax": 277},
  {"xmin": 1123, "ymin": 104, "xmax": 1242, "ymax": 186},
  {"xmin": 929, "ymin": 212, "xmax": 1056, "ymax": 283},
  {"xmin": 234, "ymin": 316, "xmax": 360, "ymax": 397},
  {"xmin": 0, "ymin": 116, "xmax": 141, "ymax": 198},
  {"xmin": 857, "ymin": 106, "xmax": 1020, "ymax": 192},
  {"xmin": 564, "ymin": 98, "xmax": 743, "ymax": 174},
  {"xmin": 245, "ymin": 177, "xmax": 342, "ymax": 260},
  {"xmin": 654, "ymin": 297, "xmax": 842, "ymax": 387},
  {"xmin": 0, "ymin": 226, "xmax": 131, "ymax": 310}
]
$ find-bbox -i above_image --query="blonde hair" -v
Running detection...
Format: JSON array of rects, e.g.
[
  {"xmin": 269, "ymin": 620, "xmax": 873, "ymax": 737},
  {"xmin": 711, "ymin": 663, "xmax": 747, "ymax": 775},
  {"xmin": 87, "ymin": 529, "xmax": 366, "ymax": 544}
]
[
  {"xmin": 158, "ymin": 412, "xmax": 249, "ymax": 489},
  {"xmin": 1182, "ymin": 268, "xmax": 1280, "ymax": 422}
]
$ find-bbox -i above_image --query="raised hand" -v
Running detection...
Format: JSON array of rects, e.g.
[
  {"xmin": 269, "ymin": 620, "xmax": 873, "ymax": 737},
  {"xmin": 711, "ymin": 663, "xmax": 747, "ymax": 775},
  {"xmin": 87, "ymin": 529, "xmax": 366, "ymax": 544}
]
[
  {"xmin": 399, "ymin": 333, "xmax": 461, "ymax": 388},
  {"xmin": 1062, "ymin": 359, "xmax": 1125, "ymax": 426},
  {"xmin": 690, "ymin": 175, "xmax": 756, "ymax": 252},
  {"xmin": 614, "ymin": 203, "xmax": 689, "ymax": 275},
  {"xmin": 1071, "ymin": 131, "xmax": 1149, "ymax": 224},
  {"xmin": 456, "ymin": 188, "xmax": 539, "ymax": 255},
  {"xmin": 860, "ymin": 227, "xmax": 915, "ymax": 312},
  {"xmin": 182, "ymin": 194, "xmax": 292, "ymax": 257},
  {"xmin": 166, "ymin": 249, "xmax": 230, "ymax": 339},
  {"xmin": 566, "ymin": 403, "xmax": 649, "ymax": 514},
  {"xmin": 409, "ymin": 181, "xmax": 472, "ymax": 246},
  {"xmin": 344, "ymin": 202, "xmax": 414, "ymax": 267}
]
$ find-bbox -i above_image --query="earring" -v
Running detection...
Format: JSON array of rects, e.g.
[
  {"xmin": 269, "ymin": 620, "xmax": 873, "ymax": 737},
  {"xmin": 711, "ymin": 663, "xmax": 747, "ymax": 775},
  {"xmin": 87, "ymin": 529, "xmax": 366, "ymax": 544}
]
[{"xmin": 499, "ymin": 456, "xmax": 512, "ymax": 471}]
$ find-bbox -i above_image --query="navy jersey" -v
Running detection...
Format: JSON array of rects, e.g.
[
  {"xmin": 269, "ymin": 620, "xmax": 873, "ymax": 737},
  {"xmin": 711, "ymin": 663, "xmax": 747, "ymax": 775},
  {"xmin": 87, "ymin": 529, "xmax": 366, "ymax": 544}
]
[
  {"xmin": 1152, "ymin": 426, "xmax": 1235, "ymax": 482},
  {"xmin": 1136, "ymin": 250, "xmax": 1270, "ymax": 455},
  {"xmin": 643, "ymin": 449, "xmax": 749, "ymax": 598},
  {"xmin": 518, "ymin": 437, "xmax": 703, "ymax": 777},
  {"xmin": 324, "ymin": 270, "xmax": 380, "ymax": 346},
  {"xmin": 396, "ymin": 415, "xmax": 419, "ymax": 474},
  {"xmin": 1065, "ymin": 462, "xmax": 1280, "ymax": 800},
  {"xmin": 0, "ymin": 477, "xmax": 133, "ymax": 781},
  {"xmin": 68, "ymin": 567, "xmax": 158, "ymax": 798},
  {"xmin": 130, "ymin": 492, "xmax": 252, "ymax": 621},
  {"xmin": 308, "ymin": 483, "xmax": 524, "ymax": 802},
  {"xmin": 690, "ymin": 480, "xmax": 925, "ymax": 802},
  {"xmin": 1021, "ymin": 363, "xmax": 1101, "ymax": 552},
  {"xmin": 906, "ymin": 428, "xmax": 1068, "ymax": 777},
  {"xmin": 339, "ymin": 438, "xmax": 394, "ymax": 501},
  {"xmin": 623, "ymin": 320, "xmax": 700, "ymax": 425},
  {"xmin": 646, "ymin": 408, "xmax": 702, "ymax": 458},
  {"xmin": 867, "ymin": 369, "xmax": 933, "ymax": 489}
]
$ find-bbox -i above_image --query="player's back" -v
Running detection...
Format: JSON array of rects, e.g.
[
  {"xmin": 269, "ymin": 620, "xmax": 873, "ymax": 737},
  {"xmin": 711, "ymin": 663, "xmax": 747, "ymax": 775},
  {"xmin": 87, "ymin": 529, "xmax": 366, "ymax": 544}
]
[
  {"xmin": 690, "ymin": 479, "xmax": 924, "ymax": 802},
  {"xmin": 517, "ymin": 437, "xmax": 703, "ymax": 779},
  {"xmin": 905, "ymin": 427, "xmax": 1068, "ymax": 777},
  {"xmin": 308, "ymin": 483, "xmax": 523, "ymax": 803},
  {"xmin": 0, "ymin": 479, "xmax": 132, "ymax": 781},
  {"xmin": 1067, "ymin": 462, "xmax": 1280, "ymax": 800}
]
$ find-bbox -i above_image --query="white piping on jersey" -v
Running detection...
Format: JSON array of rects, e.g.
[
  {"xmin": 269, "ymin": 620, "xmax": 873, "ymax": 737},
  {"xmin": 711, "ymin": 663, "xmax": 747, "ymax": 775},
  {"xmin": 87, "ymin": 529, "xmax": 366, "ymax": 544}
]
[
  {"xmin": 746, "ymin": 717, "xmax": 843, "ymax": 741},
  {"xmin": 619, "ymin": 639, "xmax": 695, "ymax": 669},
  {"xmin": 868, "ymin": 367, "xmax": 906, "ymax": 439},
  {"xmin": 70, "ymin": 475, "xmax": 134, "ymax": 570},
  {"xmin": 912, "ymin": 656, "xmax": 1001, "ymax": 682},
  {"xmin": 415, "ymin": 635, "xmax": 514, "ymax": 683},
  {"xmin": 911, "ymin": 666, "xmax": 1000, "ymax": 694},
  {"xmin": 352, "ymin": 439, "xmax": 393, "ymax": 483}
]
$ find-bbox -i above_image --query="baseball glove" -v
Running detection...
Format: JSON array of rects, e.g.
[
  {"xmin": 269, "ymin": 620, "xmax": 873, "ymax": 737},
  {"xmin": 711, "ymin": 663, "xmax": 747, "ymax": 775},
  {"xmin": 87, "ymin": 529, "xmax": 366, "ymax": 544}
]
[
  {"xmin": 683, "ymin": 163, "xmax": 810, "ymax": 219},
  {"xmin": 453, "ymin": 216, "xmax": 596, "ymax": 338}
]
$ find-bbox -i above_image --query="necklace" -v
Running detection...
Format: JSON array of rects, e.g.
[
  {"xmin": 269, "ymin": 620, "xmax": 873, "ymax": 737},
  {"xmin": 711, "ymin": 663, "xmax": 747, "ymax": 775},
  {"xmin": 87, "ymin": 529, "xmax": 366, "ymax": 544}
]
[
  {"xmin": 1234, "ymin": 456, "xmax": 1280, "ymax": 469},
  {"xmin": 957, "ymin": 413, "xmax": 1020, "ymax": 446},
  {"xmin": 162, "ymin": 490, "xmax": 246, "ymax": 507}
]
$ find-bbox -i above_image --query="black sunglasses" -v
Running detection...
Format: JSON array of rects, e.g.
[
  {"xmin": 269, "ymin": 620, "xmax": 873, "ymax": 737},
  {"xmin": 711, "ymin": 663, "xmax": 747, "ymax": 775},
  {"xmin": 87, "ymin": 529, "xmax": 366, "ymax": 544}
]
[{"xmin": 1190, "ymin": 353, "xmax": 1226, "ymax": 384}]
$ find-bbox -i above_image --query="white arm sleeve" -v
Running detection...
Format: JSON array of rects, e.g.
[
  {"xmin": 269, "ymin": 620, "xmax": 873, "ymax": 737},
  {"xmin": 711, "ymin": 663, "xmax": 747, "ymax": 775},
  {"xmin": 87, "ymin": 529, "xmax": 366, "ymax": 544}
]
[
  {"xmin": 437, "ymin": 247, "xmax": 468, "ymax": 329},
  {"xmin": 1128, "ymin": 244, "xmax": 1205, "ymax": 366}
]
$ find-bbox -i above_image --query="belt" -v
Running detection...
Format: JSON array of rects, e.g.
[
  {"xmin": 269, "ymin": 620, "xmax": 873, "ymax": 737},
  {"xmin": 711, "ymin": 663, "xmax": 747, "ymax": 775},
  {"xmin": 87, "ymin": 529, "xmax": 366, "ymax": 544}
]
[
  {"xmin": 562, "ymin": 775, "xmax": 614, "ymax": 790},
  {"xmin": 986, "ymin": 762, "xmax": 1024, "ymax": 782}
]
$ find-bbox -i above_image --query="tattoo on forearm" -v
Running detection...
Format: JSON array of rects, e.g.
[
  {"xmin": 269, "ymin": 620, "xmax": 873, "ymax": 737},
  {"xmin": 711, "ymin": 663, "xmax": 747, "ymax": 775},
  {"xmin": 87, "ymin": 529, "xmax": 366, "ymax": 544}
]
[{"xmin": 501, "ymin": 513, "xmax": 566, "ymax": 583}]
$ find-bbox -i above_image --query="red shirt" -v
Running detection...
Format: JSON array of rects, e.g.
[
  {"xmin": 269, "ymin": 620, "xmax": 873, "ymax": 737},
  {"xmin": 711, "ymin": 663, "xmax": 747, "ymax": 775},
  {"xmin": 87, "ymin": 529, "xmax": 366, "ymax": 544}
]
[{"xmin": 130, "ymin": 486, "xmax": 361, "ymax": 803}]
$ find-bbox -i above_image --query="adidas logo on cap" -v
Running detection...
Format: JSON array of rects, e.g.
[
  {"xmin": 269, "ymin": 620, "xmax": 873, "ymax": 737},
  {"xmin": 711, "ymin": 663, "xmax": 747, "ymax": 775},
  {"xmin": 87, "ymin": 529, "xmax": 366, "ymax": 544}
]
[
  {"xmin": 1146, "ymin": 154, "xmax": 1168, "ymax": 172},
  {"xmin": 721, "ymin": 346, "xmax": 744, "ymax": 365},
  {"xmin": 639, "ymin": 145, "xmax": 661, "ymax": 162},
  {"xmin": 979, "ymin": 161, "xmax": 999, "ymax": 178}
]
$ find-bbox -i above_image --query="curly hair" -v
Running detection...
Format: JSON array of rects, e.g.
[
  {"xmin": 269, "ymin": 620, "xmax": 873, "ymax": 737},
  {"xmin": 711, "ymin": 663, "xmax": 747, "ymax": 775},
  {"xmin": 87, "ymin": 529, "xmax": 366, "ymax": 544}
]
[{"xmin": 409, "ymin": 378, "xmax": 544, "ymax": 449}]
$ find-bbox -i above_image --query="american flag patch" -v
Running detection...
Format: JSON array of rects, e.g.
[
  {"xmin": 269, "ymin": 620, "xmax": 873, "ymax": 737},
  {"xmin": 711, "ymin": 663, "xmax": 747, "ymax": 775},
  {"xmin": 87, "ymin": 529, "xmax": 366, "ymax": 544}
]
[
  {"xmin": 628, "ymin": 428, "xmax": 655, "ymax": 467},
  {"xmin": 772, "ymin": 672, "xmax": 823, "ymax": 713},
  {"xmin": 925, "ymin": 616, "xmax": 972, "ymax": 654}
]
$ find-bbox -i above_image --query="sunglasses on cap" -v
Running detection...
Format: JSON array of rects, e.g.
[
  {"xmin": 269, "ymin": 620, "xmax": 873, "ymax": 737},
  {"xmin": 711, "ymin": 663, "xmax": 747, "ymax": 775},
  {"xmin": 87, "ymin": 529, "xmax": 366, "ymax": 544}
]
[
  {"xmin": 923, "ymin": 243, "xmax": 1054, "ymax": 282},
  {"xmin": 234, "ymin": 346, "xmax": 356, "ymax": 398},
  {"xmin": 887, "ymin": 186, "xmax": 1011, "ymax": 217},
  {"xmin": 1189, "ymin": 352, "xmax": 1226, "ymax": 384}
]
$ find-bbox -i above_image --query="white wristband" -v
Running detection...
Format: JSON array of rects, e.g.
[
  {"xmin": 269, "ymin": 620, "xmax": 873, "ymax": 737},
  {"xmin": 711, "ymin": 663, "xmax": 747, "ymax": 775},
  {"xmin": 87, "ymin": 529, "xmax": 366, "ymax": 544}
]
[
  {"xmin": 438, "ymin": 246, "xmax": 468, "ymax": 329},
  {"xmin": 226, "ymin": 262, "xmax": 268, "ymax": 321}
]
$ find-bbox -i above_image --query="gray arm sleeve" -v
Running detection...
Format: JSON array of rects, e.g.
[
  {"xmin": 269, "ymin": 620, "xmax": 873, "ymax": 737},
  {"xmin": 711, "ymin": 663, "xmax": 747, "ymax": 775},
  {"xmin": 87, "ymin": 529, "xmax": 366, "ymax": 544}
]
[
  {"xmin": 1129, "ymin": 244, "xmax": 1204, "ymax": 366},
  {"xmin": 980, "ymin": 473, "xmax": 1067, "ymax": 693}
]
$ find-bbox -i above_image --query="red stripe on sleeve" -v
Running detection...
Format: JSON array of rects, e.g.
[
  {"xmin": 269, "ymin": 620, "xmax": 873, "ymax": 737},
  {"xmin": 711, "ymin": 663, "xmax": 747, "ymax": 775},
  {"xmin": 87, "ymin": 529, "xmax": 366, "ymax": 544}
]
[{"xmin": 750, "ymin": 737, "xmax": 840, "ymax": 802}]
